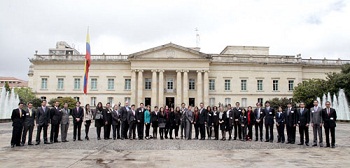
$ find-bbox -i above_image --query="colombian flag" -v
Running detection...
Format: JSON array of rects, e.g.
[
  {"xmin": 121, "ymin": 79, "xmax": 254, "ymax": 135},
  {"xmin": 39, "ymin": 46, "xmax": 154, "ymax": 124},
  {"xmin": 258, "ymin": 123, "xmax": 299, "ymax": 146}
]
[{"xmin": 83, "ymin": 30, "xmax": 91, "ymax": 94}]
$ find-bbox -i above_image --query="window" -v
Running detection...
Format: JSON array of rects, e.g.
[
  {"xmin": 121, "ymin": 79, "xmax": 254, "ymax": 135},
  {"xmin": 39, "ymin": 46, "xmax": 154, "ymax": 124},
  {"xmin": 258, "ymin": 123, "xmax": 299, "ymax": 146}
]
[
  {"xmin": 74, "ymin": 78, "xmax": 80, "ymax": 90},
  {"xmin": 167, "ymin": 79, "xmax": 174, "ymax": 90},
  {"xmin": 225, "ymin": 98, "xmax": 231, "ymax": 106},
  {"xmin": 257, "ymin": 80, "xmax": 263, "ymax": 91},
  {"xmin": 57, "ymin": 78, "xmax": 64, "ymax": 90},
  {"xmin": 273, "ymin": 80, "xmax": 279, "ymax": 91},
  {"xmin": 91, "ymin": 78, "xmax": 97, "ymax": 90},
  {"xmin": 124, "ymin": 97, "xmax": 131, "ymax": 103},
  {"xmin": 91, "ymin": 97, "xmax": 96, "ymax": 106},
  {"xmin": 74, "ymin": 97, "xmax": 80, "ymax": 102},
  {"xmin": 241, "ymin": 98, "xmax": 247, "ymax": 108},
  {"xmin": 258, "ymin": 98, "xmax": 264, "ymax": 104},
  {"xmin": 224, "ymin": 80, "xmax": 231, "ymax": 91},
  {"xmin": 41, "ymin": 78, "xmax": 47, "ymax": 89},
  {"xmin": 108, "ymin": 79, "xmax": 114, "ymax": 90},
  {"xmin": 40, "ymin": 96, "xmax": 46, "ymax": 101},
  {"xmin": 209, "ymin": 79, "xmax": 215, "ymax": 91},
  {"xmin": 241, "ymin": 80, "xmax": 247, "ymax": 91},
  {"xmin": 145, "ymin": 78, "xmax": 151, "ymax": 90},
  {"xmin": 209, "ymin": 98, "xmax": 215, "ymax": 107},
  {"xmin": 107, "ymin": 97, "xmax": 113, "ymax": 104},
  {"xmin": 124, "ymin": 79, "xmax": 131, "ymax": 90},
  {"xmin": 288, "ymin": 80, "xmax": 294, "ymax": 91},
  {"xmin": 57, "ymin": 96, "xmax": 63, "ymax": 99},
  {"xmin": 189, "ymin": 79, "xmax": 195, "ymax": 90}
]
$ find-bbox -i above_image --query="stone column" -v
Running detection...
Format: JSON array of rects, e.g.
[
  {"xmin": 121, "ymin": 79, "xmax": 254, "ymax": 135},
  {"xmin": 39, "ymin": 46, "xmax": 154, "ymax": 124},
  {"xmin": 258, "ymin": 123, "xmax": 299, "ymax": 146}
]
[
  {"xmin": 197, "ymin": 70, "xmax": 203, "ymax": 105},
  {"xmin": 183, "ymin": 70, "xmax": 189, "ymax": 106},
  {"xmin": 176, "ymin": 70, "xmax": 182, "ymax": 107},
  {"xmin": 137, "ymin": 70, "xmax": 143, "ymax": 105},
  {"xmin": 131, "ymin": 70, "xmax": 136, "ymax": 104},
  {"xmin": 158, "ymin": 70, "xmax": 164, "ymax": 107},
  {"xmin": 203, "ymin": 70, "xmax": 209, "ymax": 106},
  {"xmin": 151, "ymin": 70, "xmax": 158, "ymax": 107}
]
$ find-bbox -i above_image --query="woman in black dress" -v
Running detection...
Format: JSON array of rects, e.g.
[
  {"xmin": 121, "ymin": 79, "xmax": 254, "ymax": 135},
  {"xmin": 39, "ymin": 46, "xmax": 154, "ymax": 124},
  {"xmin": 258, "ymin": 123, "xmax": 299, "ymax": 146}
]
[
  {"xmin": 174, "ymin": 107, "xmax": 181, "ymax": 139},
  {"xmin": 94, "ymin": 102, "xmax": 104, "ymax": 140},
  {"xmin": 218, "ymin": 106, "xmax": 227, "ymax": 140},
  {"xmin": 158, "ymin": 107, "xmax": 166, "ymax": 140},
  {"xmin": 193, "ymin": 106, "xmax": 200, "ymax": 140},
  {"xmin": 212, "ymin": 106, "xmax": 220, "ymax": 140},
  {"xmin": 206, "ymin": 106, "xmax": 213, "ymax": 140}
]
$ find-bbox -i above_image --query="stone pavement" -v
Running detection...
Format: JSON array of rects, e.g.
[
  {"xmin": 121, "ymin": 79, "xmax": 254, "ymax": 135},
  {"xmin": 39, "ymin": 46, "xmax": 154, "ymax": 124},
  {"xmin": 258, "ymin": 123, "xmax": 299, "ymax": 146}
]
[{"xmin": 0, "ymin": 121, "xmax": 349, "ymax": 168}]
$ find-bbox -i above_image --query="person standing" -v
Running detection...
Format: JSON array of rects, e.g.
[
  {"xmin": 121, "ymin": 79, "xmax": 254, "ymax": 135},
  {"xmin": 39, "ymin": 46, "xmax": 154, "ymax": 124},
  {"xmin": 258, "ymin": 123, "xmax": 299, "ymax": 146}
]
[
  {"xmin": 169, "ymin": 107, "xmax": 176, "ymax": 139},
  {"xmin": 322, "ymin": 101, "xmax": 337, "ymax": 148},
  {"xmin": 311, "ymin": 100, "xmax": 323, "ymax": 147},
  {"xmin": 285, "ymin": 102, "xmax": 297, "ymax": 144},
  {"xmin": 233, "ymin": 102, "xmax": 243, "ymax": 140},
  {"xmin": 128, "ymin": 104, "xmax": 137, "ymax": 140},
  {"xmin": 164, "ymin": 105, "xmax": 171, "ymax": 139},
  {"xmin": 275, "ymin": 107, "xmax": 285, "ymax": 143},
  {"xmin": 180, "ymin": 103, "xmax": 187, "ymax": 139},
  {"xmin": 239, "ymin": 108, "xmax": 248, "ymax": 141},
  {"xmin": 84, "ymin": 104, "xmax": 93, "ymax": 141},
  {"xmin": 11, "ymin": 102, "xmax": 25, "ymax": 147},
  {"xmin": 296, "ymin": 102, "xmax": 310, "ymax": 146},
  {"xmin": 225, "ymin": 104, "xmax": 234, "ymax": 140},
  {"xmin": 136, "ymin": 103, "xmax": 145, "ymax": 140},
  {"xmin": 158, "ymin": 107, "xmax": 166, "ymax": 140},
  {"xmin": 218, "ymin": 106, "xmax": 226, "ymax": 141},
  {"xmin": 103, "ymin": 103, "xmax": 112, "ymax": 140},
  {"xmin": 212, "ymin": 106, "xmax": 220, "ymax": 140},
  {"xmin": 60, "ymin": 102, "xmax": 70, "ymax": 142},
  {"xmin": 94, "ymin": 102, "xmax": 104, "ymax": 140},
  {"xmin": 36, "ymin": 100, "xmax": 51, "ymax": 145},
  {"xmin": 254, "ymin": 103, "xmax": 264, "ymax": 142},
  {"xmin": 193, "ymin": 107, "xmax": 200, "ymax": 140},
  {"xmin": 111, "ymin": 104, "xmax": 121, "ymax": 140},
  {"xmin": 50, "ymin": 101, "xmax": 62, "ymax": 143},
  {"xmin": 246, "ymin": 106, "xmax": 255, "ymax": 141},
  {"xmin": 198, "ymin": 103, "xmax": 207, "ymax": 140},
  {"xmin": 120, "ymin": 101, "xmax": 130, "ymax": 140},
  {"xmin": 206, "ymin": 106, "xmax": 213, "ymax": 140},
  {"xmin": 264, "ymin": 101, "xmax": 275, "ymax": 142},
  {"xmin": 21, "ymin": 102, "xmax": 36, "ymax": 146},
  {"xmin": 151, "ymin": 106, "xmax": 159, "ymax": 139},
  {"xmin": 72, "ymin": 101, "xmax": 84, "ymax": 141},
  {"xmin": 144, "ymin": 105, "xmax": 151, "ymax": 140},
  {"xmin": 184, "ymin": 105, "xmax": 193, "ymax": 140},
  {"xmin": 174, "ymin": 107, "xmax": 181, "ymax": 139}
]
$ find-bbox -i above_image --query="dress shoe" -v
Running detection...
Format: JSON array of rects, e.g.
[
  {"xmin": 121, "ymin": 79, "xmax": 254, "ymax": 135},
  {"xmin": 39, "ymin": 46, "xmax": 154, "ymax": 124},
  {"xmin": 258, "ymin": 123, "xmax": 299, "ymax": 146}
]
[
  {"xmin": 312, "ymin": 144, "xmax": 317, "ymax": 147},
  {"xmin": 44, "ymin": 142, "xmax": 51, "ymax": 144},
  {"xmin": 331, "ymin": 145, "xmax": 335, "ymax": 148},
  {"xmin": 20, "ymin": 143, "xmax": 25, "ymax": 146},
  {"xmin": 113, "ymin": 138, "xmax": 116, "ymax": 140},
  {"xmin": 306, "ymin": 143, "xmax": 309, "ymax": 146},
  {"xmin": 35, "ymin": 142, "xmax": 40, "ymax": 145},
  {"xmin": 320, "ymin": 144, "xmax": 324, "ymax": 147},
  {"xmin": 28, "ymin": 143, "xmax": 33, "ymax": 146},
  {"xmin": 260, "ymin": 139, "xmax": 263, "ymax": 142},
  {"xmin": 255, "ymin": 139, "xmax": 258, "ymax": 141},
  {"xmin": 282, "ymin": 141, "xmax": 285, "ymax": 143},
  {"xmin": 265, "ymin": 140, "xmax": 270, "ymax": 142},
  {"xmin": 78, "ymin": 139, "xmax": 83, "ymax": 141},
  {"xmin": 54, "ymin": 141, "xmax": 61, "ymax": 143},
  {"xmin": 291, "ymin": 142, "xmax": 295, "ymax": 144},
  {"xmin": 326, "ymin": 144, "xmax": 330, "ymax": 148},
  {"xmin": 73, "ymin": 139, "xmax": 76, "ymax": 141},
  {"xmin": 297, "ymin": 143, "xmax": 303, "ymax": 145},
  {"xmin": 286, "ymin": 142, "xmax": 290, "ymax": 144},
  {"xmin": 11, "ymin": 145, "xmax": 15, "ymax": 148},
  {"xmin": 277, "ymin": 141, "xmax": 280, "ymax": 143}
]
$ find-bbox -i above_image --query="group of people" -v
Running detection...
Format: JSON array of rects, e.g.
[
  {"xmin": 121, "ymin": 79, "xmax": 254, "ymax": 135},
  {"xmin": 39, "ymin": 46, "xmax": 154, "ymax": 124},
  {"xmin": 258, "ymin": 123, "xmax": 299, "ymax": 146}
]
[{"xmin": 10, "ymin": 99, "xmax": 337, "ymax": 148}]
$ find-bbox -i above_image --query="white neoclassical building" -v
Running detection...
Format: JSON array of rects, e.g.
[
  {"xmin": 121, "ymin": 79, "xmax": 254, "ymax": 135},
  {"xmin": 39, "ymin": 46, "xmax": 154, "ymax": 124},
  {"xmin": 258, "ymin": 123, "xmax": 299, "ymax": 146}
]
[{"xmin": 28, "ymin": 42, "xmax": 350, "ymax": 108}]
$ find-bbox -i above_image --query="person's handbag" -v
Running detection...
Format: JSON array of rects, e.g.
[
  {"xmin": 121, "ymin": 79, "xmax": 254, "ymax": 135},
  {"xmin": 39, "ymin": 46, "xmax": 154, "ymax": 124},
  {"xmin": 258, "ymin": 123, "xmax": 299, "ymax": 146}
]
[
  {"xmin": 159, "ymin": 123, "xmax": 166, "ymax": 128},
  {"xmin": 95, "ymin": 112, "xmax": 103, "ymax": 120}
]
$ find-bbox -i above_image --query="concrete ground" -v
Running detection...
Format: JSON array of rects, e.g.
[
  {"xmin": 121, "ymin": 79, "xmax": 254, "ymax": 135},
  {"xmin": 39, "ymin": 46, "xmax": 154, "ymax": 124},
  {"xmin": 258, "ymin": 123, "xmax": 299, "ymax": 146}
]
[{"xmin": 0, "ymin": 121, "xmax": 349, "ymax": 168}]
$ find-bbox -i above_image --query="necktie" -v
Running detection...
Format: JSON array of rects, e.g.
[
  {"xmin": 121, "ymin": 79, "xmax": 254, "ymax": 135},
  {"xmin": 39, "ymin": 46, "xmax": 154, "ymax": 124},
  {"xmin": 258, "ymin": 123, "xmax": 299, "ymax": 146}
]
[
  {"xmin": 19, "ymin": 109, "xmax": 22, "ymax": 118},
  {"xmin": 29, "ymin": 109, "xmax": 32, "ymax": 117},
  {"xmin": 279, "ymin": 112, "xmax": 280, "ymax": 118},
  {"xmin": 328, "ymin": 109, "xmax": 330, "ymax": 116},
  {"xmin": 301, "ymin": 108, "xmax": 303, "ymax": 115},
  {"xmin": 257, "ymin": 109, "xmax": 260, "ymax": 118}
]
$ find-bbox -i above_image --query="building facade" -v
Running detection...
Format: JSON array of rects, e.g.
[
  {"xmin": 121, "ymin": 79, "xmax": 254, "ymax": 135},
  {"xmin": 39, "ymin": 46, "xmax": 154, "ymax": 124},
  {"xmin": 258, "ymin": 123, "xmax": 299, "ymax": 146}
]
[{"xmin": 28, "ymin": 42, "xmax": 350, "ymax": 108}]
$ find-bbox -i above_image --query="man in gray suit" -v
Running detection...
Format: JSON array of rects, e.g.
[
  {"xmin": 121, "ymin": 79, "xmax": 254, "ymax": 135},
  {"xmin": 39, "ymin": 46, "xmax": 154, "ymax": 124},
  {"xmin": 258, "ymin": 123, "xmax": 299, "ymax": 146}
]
[
  {"xmin": 21, "ymin": 102, "xmax": 36, "ymax": 146},
  {"xmin": 36, "ymin": 100, "xmax": 51, "ymax": 145},
  {"xmin": 185, "ymin": 105, "xmax": 193, "ymax": 140},
  {"xmin": 127, "ymin": 104, "xmax": 137, "ymax": 140},
  {"xmin": 61, "ymin": 103, "xmax": 70, "ymax": 142},
  {"xmin": 311, "ymin": 100, "xmax": 323, "ymax": 147}
]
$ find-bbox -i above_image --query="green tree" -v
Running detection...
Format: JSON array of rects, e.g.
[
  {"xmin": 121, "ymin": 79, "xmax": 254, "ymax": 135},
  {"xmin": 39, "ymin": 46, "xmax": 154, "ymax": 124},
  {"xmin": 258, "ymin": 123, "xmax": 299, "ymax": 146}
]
[
  {"xmin": 4, "ymin": 81, "xmax": 10, "ymax": 92},
  {"xmin": 326, "ymin": 63, "xmax": 350, "ymax": 101},
  {"xmin": 49, "ymin": 97, "xmax": 77, "ymax": 109},
  {"xmin": 14, "ymin": 87, "xmax": 36, "ymax": 105},
  {"xmin": 293, "ymin": 79, "xmax": 328, "ymax": 108},
  {"xmin": 267, "ymin": 97, "xmax": 295, "ymax": 110}
]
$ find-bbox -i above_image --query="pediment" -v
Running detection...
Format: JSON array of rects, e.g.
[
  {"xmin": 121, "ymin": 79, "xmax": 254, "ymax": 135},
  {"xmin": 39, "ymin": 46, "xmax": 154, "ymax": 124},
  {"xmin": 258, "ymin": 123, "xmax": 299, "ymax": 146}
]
[{"xmin": 128, "ymin": 43, "xmax": 211, "ymax": 60}]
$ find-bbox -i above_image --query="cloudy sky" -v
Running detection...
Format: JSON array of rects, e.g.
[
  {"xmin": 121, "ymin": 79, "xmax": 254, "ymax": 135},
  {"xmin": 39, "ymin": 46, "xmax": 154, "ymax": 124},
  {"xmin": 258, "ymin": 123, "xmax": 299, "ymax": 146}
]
[{"xmin": 0, "ymin": 0, "xmax": 349, "ymax": 80}]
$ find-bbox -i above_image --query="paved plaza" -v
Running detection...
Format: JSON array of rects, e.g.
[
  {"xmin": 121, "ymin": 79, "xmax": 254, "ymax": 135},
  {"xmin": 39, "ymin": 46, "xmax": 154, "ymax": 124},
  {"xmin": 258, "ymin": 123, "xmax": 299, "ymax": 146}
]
[{"xmin": 0, "ymin": 121, "xmax": 349, "ymax": 167}]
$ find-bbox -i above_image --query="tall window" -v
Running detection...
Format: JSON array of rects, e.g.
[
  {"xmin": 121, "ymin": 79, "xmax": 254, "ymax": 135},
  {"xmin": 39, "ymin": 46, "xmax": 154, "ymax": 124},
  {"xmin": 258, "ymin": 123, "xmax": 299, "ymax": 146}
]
[
  {"xmin": 91, "ymin": 78, "xmax": 97, "ymax": 90},
  {"xmin": 167, "ymin": 79, "xmax": 174, "ymax": 90},
  {"xmin": 40, "ymin": 96, "xmax": 47, "ymax": 101},
  {"xmin": 288, "ymin": 80, "xmax": 294, "ymax": 91},
  {"xmin": 74, "ymin": 97, "xmax": 80, "ymax": 102},
  {"xmin": 124, "ymin": 79, "xmax": 131, "ymax": 90},
  {"xmin": 57, "ymin": 78, "xmax": 64, "ymax": 90},
  {"xmin": 41, "ymin": 78, "xmax": 47, "ymax": 89},
  {"xmin": 108, "ymin": 79, "xmax": 114, "ymax": 90},
  {"xmin": 241, "ymin": 98, "xmax": 247, "ymax": 108},
  {"xmin": 209, "ymin": 98, "xmax": 215, "ymax": 107},
  {"xmin": 145, "ymin": 78, "xmax": 151, "ymax": 90},
  {"xmin": 107, "ymin": 97, "xmax": 113, "ymax": 104},
  {"xmin": 225, "ymin": 98, "xmax": 231, "ymax": 106},
  {"xmin": 258, "ymin": 98, "xmax": 264, "ymax": 104},
  {"xmin": 91, "ymin": 97, "xmax": 96, "ymax": 106},
  {"xmin": 257, "ymin": 80, "xmax": 263, "ymax": 91},
  {"xmin": 209, "ymin": 79, "xmax": 215, "ymax": 91},
  {"xmin": 273, "ymin": 80, "xmax": 279, "ymax": 91},
  {"xmin": 124, "ymin": 97, "xmax": 131, "ymax": 103},
  {"xmin": 74, "ymin": 78, "xmax": 80, "ymax": 90},
  {"xmin": 241, "ymin": 80, "xmax": 247, "ymax": 91},
  {"xmin": 189, "ymin": 79, "xmax": 195, "ymax": 90},
  {"xmin": 224, "ymin": 80, "xmax": 231, "ymax": 91}
]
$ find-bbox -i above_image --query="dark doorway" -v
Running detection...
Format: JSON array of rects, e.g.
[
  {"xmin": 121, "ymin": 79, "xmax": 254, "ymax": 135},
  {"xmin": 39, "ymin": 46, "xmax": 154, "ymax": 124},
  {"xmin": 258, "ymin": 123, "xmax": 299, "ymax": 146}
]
[
  {"xmin": 166, "ymin": 97, "xmax": 174, "ymax": 108},
  {"xmin": 189, "ymin": 98, "xmax": 195, "ymax": 107},
  {"xmin": 145, "ymin": 98, "xmax": 151, "ymax": 106}
]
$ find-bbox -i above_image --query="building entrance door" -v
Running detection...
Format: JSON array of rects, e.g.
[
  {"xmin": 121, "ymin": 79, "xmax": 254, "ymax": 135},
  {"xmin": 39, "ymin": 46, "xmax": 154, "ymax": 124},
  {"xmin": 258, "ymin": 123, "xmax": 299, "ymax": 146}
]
[
  {"xmin": 166, "ymin": 97, "xmax": 174, "ymax": 108},
  {"xmin": 189, "ymin": 98, "xmax": 195, "ymax": 107}
]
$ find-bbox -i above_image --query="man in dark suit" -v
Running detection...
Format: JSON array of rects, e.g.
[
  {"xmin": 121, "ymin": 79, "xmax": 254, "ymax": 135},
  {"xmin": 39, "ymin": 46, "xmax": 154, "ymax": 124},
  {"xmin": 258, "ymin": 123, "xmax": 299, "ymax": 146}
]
[
  {"xmin": 233, "ymin": 102, "xmax": 243, "ymax": 140},
  {"xmin": 50, "ymin": 101, "xmax": 62, "ymax": 143},
  {"xmin": 120, "ymin": 101, "xmax": 130, "ymax": 140},
  {"xmin": 285, "ymin": 102, "xmax": 297, "ymax": 144},
  {"xmin": 254, "ymin": 103, "xmax": 264, "ymax": 141},
  {"xmin": 21, "ymin": 102, "xmax": 36, "ymax": 146},
  {"xmin": 72, "ymin": 101, "xmax": 84, "ymax": 141},
  {"xmin": 275, "ymin": 107, "xmax": 285, "ymax": 143},
  {"xmin": 225, "ymin": 104, "xmax": 234, "ymax": 140},
  {"xmin": 264, "ymin": 101, "xmax": 275, "ymax": 142},
  {"xmin": 198, "ymin": 103, "xmax": 207, "ymax": 140},
  {"xmin": 36, "ymin": 100, "xmax": 51, "ymax": 145},
  {"xmin": 128, "ymin": 104, "xmax": 137, "ymax": 140},
  {"xmin": 111, "ymin": 104, "xmax": 121, "ymax": 140},
  {"xmin": 151, "ymin": 106, "xmax": 159, "ymax": 139},
  {"xmin": 103, "ymin": 103, "xmax": 112, "ymax": 140},
  {"xmin": 11, "ymin": 102, "xmax": 25, "ymax": 148},
  {"xmin": 136, "ymin": 103, "xmax": 145, "ymax": 140},
  {"xmin": 296, "ymin": 102, "xmax": 310, "ymax": 146},
  {"xmin": 322, "ymin": 101, "xmax": 337, "ymax": 148}
]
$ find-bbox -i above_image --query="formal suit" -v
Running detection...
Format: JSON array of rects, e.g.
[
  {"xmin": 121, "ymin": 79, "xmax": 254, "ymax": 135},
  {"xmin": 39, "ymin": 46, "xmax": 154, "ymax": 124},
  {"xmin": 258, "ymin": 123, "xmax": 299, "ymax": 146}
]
[
  {"xmin": 111, "ymin": 109, "xmax": 121, "ymax": 139},
  {"xmin": 36, "ymin": 106, "xmax": 50, "ymax": 144},
  {"xmin": 120, "ymin": 106, "xmax": 130, "ymax": 139},
  {"xmin": 164, "ymin": 110, "xmax": 175, "ymax": 139},
  {"xmin": 136, "ymin": 107, "xmax": 145, "ymax": 139},
  {"xmin": 310, "ymin": 106, "xmax": 323, "ymax": 146},
  {"xmin": 246, "ymin": 110, "xmax": 255, "ymax": 140},
  {"xmin": 50, "ymin": 106, "xmax": 62, "ymax": 142},
  {"xmin": 254, "ymin": 107, "xmax": 264, "ymax": 141},
  {"xmin": 11, "ymin": 108, "xmax": 25, "ymax": 146},
  {"xmin": 103, "ymin": 108, "xmax": 112, "ymax": 139},
  {"xmin": 285, "ymin": 107, "xmax": 297, "ymax": 143},
  {"xmin": 233, "ymin": 107, "xmax": 243, "ymax": 140},
  {"xmin": 225, "ymin": 109, "xmax": 234, "ymax": 139},
  {"xmin": 198, "ymin": 108, "xmax": 207, "ymax": 140},
  {"xmin": 127, "ymin": 109, "xmax": 137, "ymax": 139},
  {"xmin": 184, "ymin": 109, "xmax": 193, "ymax": 140},
  {"xmin": 239, "ymin": 113, "xmax": 248, "ymax": 141},
  {"xmin": 275, "ymin": 112, "xmax": 285, "ymax": 143},
  {"xmin": 72, "ymin": 107, "xmax": 84, "ymax": 140},
  {"xmin": 22, "ymin": 108, "xmax": 36, "ymax": 145},
  {"xmin": 151, "ymin": 111, "xmax": 159, "ymax": 138},
  {"xmin": 264, "ymin": 107, "xmax": 275, "ymax": 142},
  {"xmin": 322, "ymin": 108, "xmax": 337, "ymax": 147},
  {"xmin": 180, "ymin": 108, "xmax": 187, "ymax": 139},
  {"xmin": 296, "ymin": 108, "xmax": 310, "ymax": 144},
  {"xmin": 60, "ymin": 108, "xmax": 70, "ymax": 142},
  {"xmin": 212, "ymin": 111, "xmax": 220, "ymax": 140}
]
